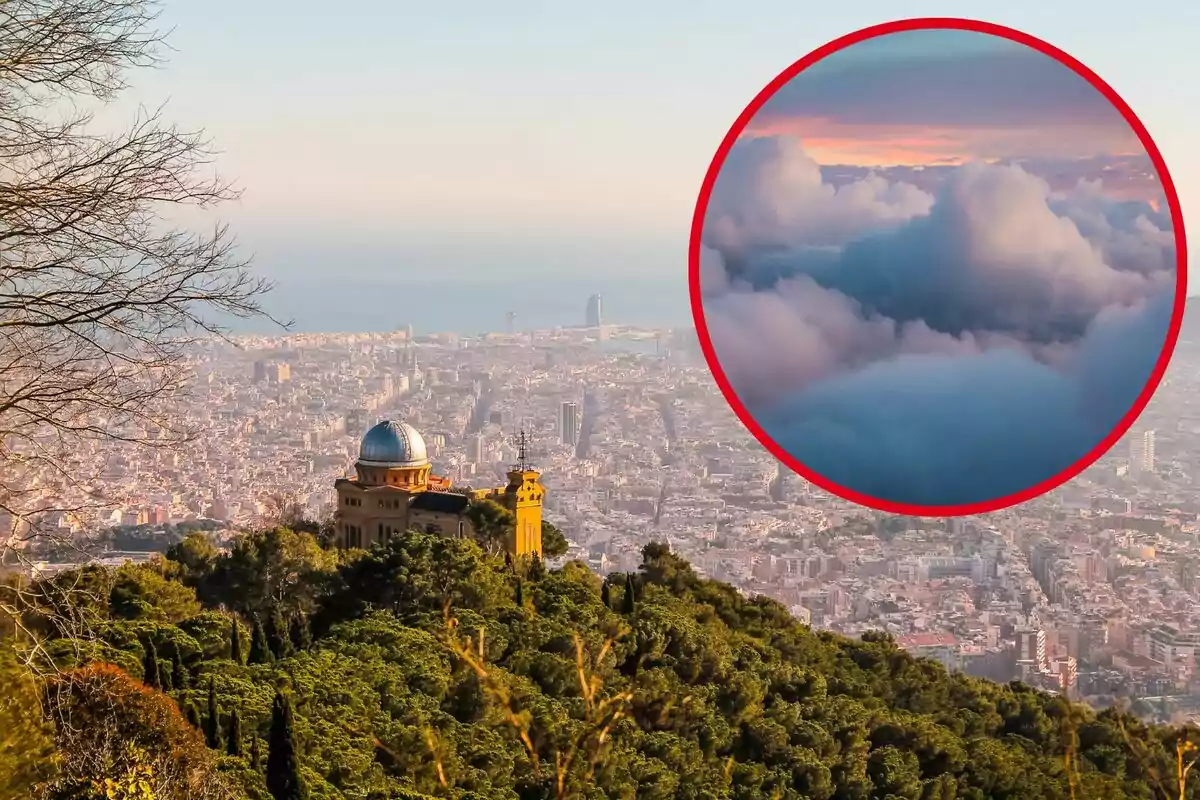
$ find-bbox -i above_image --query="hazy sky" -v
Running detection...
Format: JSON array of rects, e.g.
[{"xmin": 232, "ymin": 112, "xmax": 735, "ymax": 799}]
[{"xmin": 120, "ymin": 0, "xmax": 1196, "ymax": 284}]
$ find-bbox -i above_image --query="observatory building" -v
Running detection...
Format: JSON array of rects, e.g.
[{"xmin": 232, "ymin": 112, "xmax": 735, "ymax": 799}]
[{"xmin": 334, "ymin": 419, "xmax": 545, "ymax": 558}]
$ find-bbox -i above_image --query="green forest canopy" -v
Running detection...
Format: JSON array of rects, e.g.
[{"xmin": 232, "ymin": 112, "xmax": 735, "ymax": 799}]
[{"xmin": 4, "ymin": 525, "xmax": 1198, "ymax": 800}]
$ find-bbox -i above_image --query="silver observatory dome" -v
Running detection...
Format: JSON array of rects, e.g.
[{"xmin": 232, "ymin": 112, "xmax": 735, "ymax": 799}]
[{"xmin": 357, "ymin": 419, "xmax": 430, "ymax": 467}]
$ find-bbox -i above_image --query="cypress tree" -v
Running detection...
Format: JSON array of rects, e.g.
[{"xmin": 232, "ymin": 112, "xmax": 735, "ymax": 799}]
[
  {"xmin": 504, "ymin": 551, "xmax": 513, "ymax": 571},
  {"xmin": 515, "ymin": 580, "xmax": 524, "ymax": 608},
  {"xmin": 267, "ymin": 607, "xmax": 293, "ymax": 660},
  {"xmin": 267, "ymin": 690, "xmax": 307, "ymax": 800},
  {"xmin": 621, "ymin": 573, "xmax": 636, "ymax": 615},
  {"xmin": 141, "ymin": 639, "xmax": 160, "ymax": 689},
  {"xmin": 227, "ymin": 707, "xmax": 243, "ymax": 757},
  {"xmin": 600, "ymin": 581, "xmax": 611, "ymax": 609},
  {"xmin": 289, "ymin": 613, "xmax": 312, "ymax": 652},
  {"xmin": 250, "ymin": 734, "xmax": 262, "ymax": 771},
  {"xmin": 528, "ymin": 553, "xmax": 545, "ymax": 581},
  {"xmin": 249, "ymin": 613, "xmax": 272, "ymax": 665},
  {"xmin": 172, "ymin": 645, "xmax": 188, "ymax": 690},
  {"xmin": 160, "ymin": 658, "xmax": 173, "ymax": 692},
  {"xmin": 185, "ymin": 702, "xmax": 202, "ymax": 730},
  {"xmin": 205, "ymin": 675, "xmax": 223, "ymax": 750},
  {"xmin": 231, "ymin": 617, "xmax": 244, "ymax": 664}
]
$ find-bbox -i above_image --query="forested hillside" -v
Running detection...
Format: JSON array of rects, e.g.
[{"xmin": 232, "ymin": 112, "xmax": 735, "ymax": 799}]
[{"xmin": 3, "ymin": 526, "xmax": 1196, "ymax": 800}]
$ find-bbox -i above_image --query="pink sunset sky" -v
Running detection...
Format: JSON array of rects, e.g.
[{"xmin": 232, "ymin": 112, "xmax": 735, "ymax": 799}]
[{"xmin": 742, "ymin": 29, "xmax": 1155, "ymax": 192}]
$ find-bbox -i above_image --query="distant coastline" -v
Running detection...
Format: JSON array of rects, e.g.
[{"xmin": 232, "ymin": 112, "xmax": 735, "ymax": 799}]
[
  {"xmin": 211, "ymin": 276, "xmax": 1194, "ymax": 339},
  {"xmin": 215, "ymin": 275, "xmax": 692, "ymax": 337}
]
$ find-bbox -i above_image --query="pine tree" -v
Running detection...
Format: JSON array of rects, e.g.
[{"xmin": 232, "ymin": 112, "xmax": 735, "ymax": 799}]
[
  {"xmin": 227, "ymin": 707, "xmax": 243, "ymax": 757},
  {"xmin": 515, "ymin": 580, "xmax": 524, "ymax": 608},
  {"xmin": 622, "ymin": 573, "xmax": 636, "ymax": 615},
  {"xmin": 141, "ymin": 639, "xmax": 160, "ymax": 689},
  {"xmin": 289, "ymin": 613, "xmax": 312, "ymax": 652},
  {"xmin": 504, "ymin": 551, "xmax": 513, "ymax": 571},
  {"xmin": 250, "ymin": 735, "xmax": 262, "ymax": 771},
  {"xmin": 601, "ymin": 581, "xmax": 611, "ymax": 609},
  {"xmin": 231, "ymin": 617, "xmax": 244, "ymax": 664},
  {"xmin": 186, "ymin": 702, "xmax": 202, "ymax": 730},
  {"xmin": 528, "ymin": 553, "xmax": 545, "ymax": 581},
  {"xmin": 267, "ymin": 690, "xmax": 307, "ymax": 800},
  {"xmin": 250, "ymin": 613, "xmax": 273, "ymax": 665},
  {"xmin": 267, "ymin": 607, "xmax": 293, "ymax": 660},
  {"xmin": 172, "ymin": 645, "xmax": 188, "ymax": 690},
  {"xmin": 205, "ymin": 675, "xmax": 224, "ymax": 750}
]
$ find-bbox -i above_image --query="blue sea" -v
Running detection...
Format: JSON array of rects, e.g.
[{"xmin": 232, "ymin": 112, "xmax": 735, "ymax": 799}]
[{"xmin": 225, "ymin": 276, "xmax": 693, "ymax": 336}]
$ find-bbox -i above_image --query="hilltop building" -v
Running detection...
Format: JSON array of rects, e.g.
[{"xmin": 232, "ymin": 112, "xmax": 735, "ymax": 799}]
[{"xmin": 334, "ymin": 419, "xmax": 545, "ymax": 558}]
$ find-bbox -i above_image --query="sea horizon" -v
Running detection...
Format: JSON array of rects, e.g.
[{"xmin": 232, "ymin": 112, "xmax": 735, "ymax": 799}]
[{"xmin": 217, "ymin": 275, "xmax": 693, "ymax": 338}]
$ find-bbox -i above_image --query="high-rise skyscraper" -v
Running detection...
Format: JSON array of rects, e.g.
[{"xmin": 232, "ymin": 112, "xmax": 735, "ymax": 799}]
[
  {"xmin": 1016, "ymin": 627, "xmax": 1047, "ymax": 671},
  {"xmin": 560, "ymin": 401, "xmax": 580, "ymax": 446},
  {"xmin": 469, "ymin": 433, "xmax": 485, "ymax": 464},
  {"xmin": 252, "ymin": 360, "xmax": 266, "ymax": 384},
  {"xmin": 1129, "ymin": 429, "xmax": 1156, "ymax": 474},
  {"xmin": 585, "ymin": 294, "xmax": 603, "ymax": 328}
]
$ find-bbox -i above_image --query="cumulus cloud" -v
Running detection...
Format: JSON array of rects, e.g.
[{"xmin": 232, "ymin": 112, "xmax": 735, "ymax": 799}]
[
  {"xmin": 1051, "ymin": 181, "xmax": 1176, "ymax": 277},
  {"xmin": 817, "ymin": 163, "xmax": 1170, "ymax": 342},
  {"xmin": 701, "ymin": 135, "xmax": 1176, "ymax": 507},
  {"xmin": 703, "ymin": 136, "xmax": 932, "ymax": 257}
]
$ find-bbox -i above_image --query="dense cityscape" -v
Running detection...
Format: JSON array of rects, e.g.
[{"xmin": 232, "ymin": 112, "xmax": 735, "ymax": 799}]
[{"xmin": 5, "ymin": 293, "xmax": 1197, "ymax": 724}]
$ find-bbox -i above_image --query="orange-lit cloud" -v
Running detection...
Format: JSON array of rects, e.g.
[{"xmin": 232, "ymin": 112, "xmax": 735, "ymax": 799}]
[{"xmin": 745, "ymin": 115, "xmax": 1144, "ymax": 167}]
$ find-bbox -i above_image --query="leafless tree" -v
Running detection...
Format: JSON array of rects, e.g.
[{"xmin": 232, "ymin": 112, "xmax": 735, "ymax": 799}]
[
  {"xmin": 260, "ymin": 490, "xmax": 309, "ymax": 530},
  {"xmin": 0, "ymin": 0, "xmax": 278, "ymax": 578},
  {"xmin": 0, "ymin": 0, "xmax": 281, "ymax": 663}
]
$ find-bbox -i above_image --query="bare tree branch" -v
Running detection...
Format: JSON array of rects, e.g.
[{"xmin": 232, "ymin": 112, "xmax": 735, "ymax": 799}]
[{"xmin": 0, "ymin": 0, "xmax": 281, "ymax": 586}]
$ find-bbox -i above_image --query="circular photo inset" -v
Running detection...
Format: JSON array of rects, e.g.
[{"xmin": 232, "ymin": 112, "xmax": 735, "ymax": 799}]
[{"xmin": 691, "ymin": 19, "xmax": 1186, "ymax": 515}]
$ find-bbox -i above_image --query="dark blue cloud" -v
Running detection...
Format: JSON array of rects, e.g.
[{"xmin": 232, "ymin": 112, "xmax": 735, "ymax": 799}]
[
  {"xmin": 758, "ymin": 34, "xmax": 1123, "ymax": 129},
  {"xmin": 758, "ymin": 351, "xmax": 1092, "ymax": 506},
  {"xmin": 756, "ymin": 294, "xmax": 1171, "ymax": 507}
]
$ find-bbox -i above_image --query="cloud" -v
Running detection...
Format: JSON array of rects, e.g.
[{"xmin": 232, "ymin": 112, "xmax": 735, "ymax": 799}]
[
  {"xmin": 757, "ymin": 350, "xmax": 1093, "ymax": 506},
  {"xmin": 703, "ymin": 136, "xmax": 932, "ymax": 257},
  {"xmin": 754, "ymin": 295, "xmax": 1170, "ymax": 507},
  {"xmin": 814, "ymin": 163, "xmax": 1171, "ymax": 342},
  {"xmin": 1050, "ymin": 181, "xmax": 1176, "ymax": 277},
  {"xmin": 700, "ymin": 135, "xmax": 1176, "ymax": 507},
  {"xmin": 745, "ymin": 31, "xmax": 1141, "ymax": 163},
  {"xmin": 756, "ymin": 39, "xmax": 1125, "ymax": 131}
]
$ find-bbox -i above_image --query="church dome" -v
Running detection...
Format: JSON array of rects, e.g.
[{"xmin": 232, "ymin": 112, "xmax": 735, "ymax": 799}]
[{"xmin": 358, "ymin": 419, "xmax": 429, "ymax": 467}]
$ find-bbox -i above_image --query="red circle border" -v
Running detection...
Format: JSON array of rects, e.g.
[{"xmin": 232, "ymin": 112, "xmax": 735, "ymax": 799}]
[{"xmin": 688, "ymin": 17, "xmax": 1189, "ymax": 517}]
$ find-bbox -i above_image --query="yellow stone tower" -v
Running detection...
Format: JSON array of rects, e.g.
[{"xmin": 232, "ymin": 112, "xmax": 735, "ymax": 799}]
[{"xmin": 503, "ymin": 430, "xmax": 544, "ymax": 558}]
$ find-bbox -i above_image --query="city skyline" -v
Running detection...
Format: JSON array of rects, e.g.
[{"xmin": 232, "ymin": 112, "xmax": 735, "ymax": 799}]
[{"xmin": 16, "ymin": 312, "xmax": 1200, "ymax": 720}]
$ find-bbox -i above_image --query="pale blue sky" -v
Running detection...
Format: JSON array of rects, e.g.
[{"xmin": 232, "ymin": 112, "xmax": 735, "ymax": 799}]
[{"xmin": 123, "ymin": 0, "xmax": 1196, "ymax": 284}]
